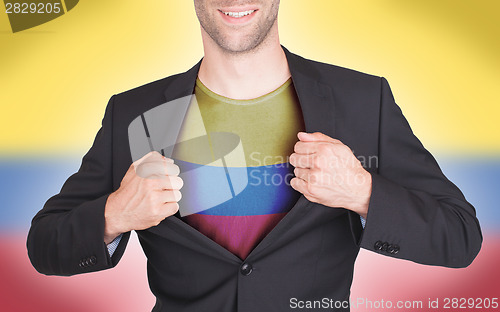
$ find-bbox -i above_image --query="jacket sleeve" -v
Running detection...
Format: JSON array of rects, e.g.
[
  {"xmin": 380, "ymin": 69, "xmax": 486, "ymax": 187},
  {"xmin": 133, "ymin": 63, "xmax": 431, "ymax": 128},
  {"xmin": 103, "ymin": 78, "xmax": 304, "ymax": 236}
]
[
  {"xmin": 356, "ymin": 77, "xmax": 482, "ymax": 268},
  {"xmin": 26, "ymin": 95, "xmax": 131, "ymax": 276}
]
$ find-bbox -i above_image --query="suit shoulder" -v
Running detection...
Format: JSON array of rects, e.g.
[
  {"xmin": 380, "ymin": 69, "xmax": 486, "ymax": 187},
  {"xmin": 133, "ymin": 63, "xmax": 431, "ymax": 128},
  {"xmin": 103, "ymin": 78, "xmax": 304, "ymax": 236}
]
[
  {"xmin": 113, "ymin": 72, "xmax": 183, "ymax": 102},
  {"xmin": 104, "ymin": 70, "xmax": 193, "ymax": 125},
  {"xmin": 292, "ymin": 52, "xmax": 382, "ymax": 86}
]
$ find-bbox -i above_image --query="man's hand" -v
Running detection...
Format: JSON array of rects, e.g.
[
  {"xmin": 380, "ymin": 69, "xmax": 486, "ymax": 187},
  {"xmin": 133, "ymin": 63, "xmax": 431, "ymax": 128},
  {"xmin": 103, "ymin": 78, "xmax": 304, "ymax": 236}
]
[
  {"xmin": 289, "ymin": 132, "xmax": 372, "ymax": 219},
  {"xmin": 103, "ymin": 151, "xmax": 183, "ymax": 244}
]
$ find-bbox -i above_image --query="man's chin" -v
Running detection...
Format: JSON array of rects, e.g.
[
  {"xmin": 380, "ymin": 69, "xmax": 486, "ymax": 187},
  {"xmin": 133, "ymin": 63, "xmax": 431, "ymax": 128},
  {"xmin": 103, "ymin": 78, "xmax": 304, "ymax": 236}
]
[{"xmin": 216, "ymin": 36, "xmax": 266, "ymax": 55}]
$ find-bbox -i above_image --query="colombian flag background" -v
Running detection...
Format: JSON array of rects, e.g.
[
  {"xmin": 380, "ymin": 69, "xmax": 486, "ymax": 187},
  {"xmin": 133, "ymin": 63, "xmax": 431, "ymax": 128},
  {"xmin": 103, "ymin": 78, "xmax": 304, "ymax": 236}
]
[{"xmin": 1, "ymin": 1, "xmax": 499, "ymax": 311}]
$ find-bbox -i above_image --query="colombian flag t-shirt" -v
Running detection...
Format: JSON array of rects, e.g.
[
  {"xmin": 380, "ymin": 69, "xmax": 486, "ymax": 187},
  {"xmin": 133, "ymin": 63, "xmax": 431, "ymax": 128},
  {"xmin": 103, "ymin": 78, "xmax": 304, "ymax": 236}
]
[{"xmin": 172, "ymin": 77, "xmax": 305, "ymax": 260}]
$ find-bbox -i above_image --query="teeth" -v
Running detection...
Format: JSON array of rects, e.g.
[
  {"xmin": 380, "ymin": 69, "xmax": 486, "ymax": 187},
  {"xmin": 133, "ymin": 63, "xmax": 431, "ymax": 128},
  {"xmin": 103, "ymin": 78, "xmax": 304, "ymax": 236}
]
[{"xmin": 222, "ymin": 10, "xmax": 255, "ymax": 18}]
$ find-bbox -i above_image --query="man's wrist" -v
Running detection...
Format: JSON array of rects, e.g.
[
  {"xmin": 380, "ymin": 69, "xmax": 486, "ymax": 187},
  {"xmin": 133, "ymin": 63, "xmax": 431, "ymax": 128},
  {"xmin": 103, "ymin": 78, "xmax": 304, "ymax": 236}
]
[
  {"xmin": 349, "ymin": 170, "xmax": 372, "ymax": 219},
  {"xmin": 104, "ymin": 231, "xmax": 121, "ymax": 245},
  {"xmin": 104, "ymin": 217, "xmax": 125, "ymax": 244},
  {"xmin": 104, "ymin": 193, "xmax": 126, "ymax": 244}
]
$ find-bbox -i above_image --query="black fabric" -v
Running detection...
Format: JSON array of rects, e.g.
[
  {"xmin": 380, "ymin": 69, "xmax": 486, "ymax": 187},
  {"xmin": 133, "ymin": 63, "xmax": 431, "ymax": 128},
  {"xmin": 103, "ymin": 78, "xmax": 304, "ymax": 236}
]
[{"xmin": 27, "ymin": 46, "xmax": 482, "ymax": 311}]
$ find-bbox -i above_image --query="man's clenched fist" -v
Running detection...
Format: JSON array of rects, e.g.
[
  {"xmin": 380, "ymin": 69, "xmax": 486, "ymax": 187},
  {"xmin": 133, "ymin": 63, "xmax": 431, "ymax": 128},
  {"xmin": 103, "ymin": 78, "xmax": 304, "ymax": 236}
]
[
  {"xmin": 289, "ymin": 132, "xmax": 372, "ymax": 219},
  {"xmin": 104, "ymin": 151, "xmax": 183, "ymax": 244}
]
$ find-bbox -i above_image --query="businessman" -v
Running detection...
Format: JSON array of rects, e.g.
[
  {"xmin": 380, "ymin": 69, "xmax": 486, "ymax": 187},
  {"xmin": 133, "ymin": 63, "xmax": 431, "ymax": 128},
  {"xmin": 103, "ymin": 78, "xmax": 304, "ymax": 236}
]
[{"xmin": 27, "ymin": 1, "xmax": 482, "ymax": 311}]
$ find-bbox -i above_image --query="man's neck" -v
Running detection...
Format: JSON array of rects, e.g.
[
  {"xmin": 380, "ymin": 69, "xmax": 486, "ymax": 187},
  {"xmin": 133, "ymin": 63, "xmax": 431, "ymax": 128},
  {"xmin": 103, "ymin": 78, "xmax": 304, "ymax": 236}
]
[{"xmin": 198, "ymin": 29, "xmax": 291, "ymax": 100}]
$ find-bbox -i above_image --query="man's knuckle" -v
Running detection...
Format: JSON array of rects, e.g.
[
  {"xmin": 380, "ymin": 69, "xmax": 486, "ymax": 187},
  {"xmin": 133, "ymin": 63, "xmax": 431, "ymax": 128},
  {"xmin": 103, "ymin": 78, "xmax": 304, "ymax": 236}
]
[
  {"xmin": 167, "ymin": 202, "xmax": 179, "ymax": 215},
  {"xmin": 312, "ymin": 156, "xmax": 322, "ymax": 168},
  {"xmin": 307, "ymin": 183, "xmax": 317, "ymax": 197},
  {"xmin": 309, "ymin": 174, "xmax": 317, "ymax": 184},
  {"xmin": 161, "ymin": 177, "xmax": 171, "ymax": 189},
  {"xmin": 309, "ymin": 168, "xmax": 319, "ymax": 177},
  {"xmin": 167, "ymin": 163, "xmax": 180, "ymax": 176},
  {"xmin": 172, "ymin": 164, "xmax": 180, "ymax": 175},
  {"xmin": 312, "ymin": 171, "xmax": 324, "ymax": 185},
  {"xmin": 340, "ymin": 145, "xmax": 352, "ymax": 155},
  {"xmin": 317, "ymin": 144, "xmax": 329, "ymax": 154},
  {"xmin": 174, "ymin": 190, "xmax": 182, "ymax": 202},
  {"xmin": 174, "ymin": 176, "xmax": 184, "ymax": 189},
  {"xmin": 294, "ymin": 142, "xmax": 301, "ymax": 152}
]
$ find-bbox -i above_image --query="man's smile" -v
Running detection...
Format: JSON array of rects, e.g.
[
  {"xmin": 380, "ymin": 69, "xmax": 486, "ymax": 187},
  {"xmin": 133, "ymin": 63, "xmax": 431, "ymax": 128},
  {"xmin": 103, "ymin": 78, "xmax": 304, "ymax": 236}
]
[
  {"xmin": 218, "ymin": 8, "xmax": 259, "ymax": 24},
  {"xmin": 221, "ymin": 9, "xmax": 256, "ymax": 18}
]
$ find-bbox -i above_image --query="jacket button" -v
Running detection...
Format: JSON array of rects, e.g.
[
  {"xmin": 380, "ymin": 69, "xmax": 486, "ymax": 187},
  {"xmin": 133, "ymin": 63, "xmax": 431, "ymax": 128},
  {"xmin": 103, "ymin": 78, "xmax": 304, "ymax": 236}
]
[
  {"xmin": 381, "ymin": 242, "xmax": 388, "ymax": 252},
  {"xmin": 89, "ymin": 256, "xmax": 97, "ymax": 265},
  {"xmin": 387, "ymin": 244, "xmax": 394, "ymax": 253},
  {"xmin": 393, "ymin": 245, "xmax": 400, "ymax": 254},
  {"xmin": 79, "ymin": 259, "xmax": 87, "ymax": 268},
  {"xmin": 240, "ymin": 263, "xmax": 253, "ymax": 276},
  {"xmin": 374, "ymin": 241, "xmax": 383, "ymax": 250}
]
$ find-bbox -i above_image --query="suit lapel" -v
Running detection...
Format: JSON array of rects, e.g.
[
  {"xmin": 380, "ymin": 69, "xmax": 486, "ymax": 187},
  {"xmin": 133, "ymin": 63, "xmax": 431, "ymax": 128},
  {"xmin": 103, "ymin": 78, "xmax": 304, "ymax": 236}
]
[
  {"xmin": 163, "ymin": 60, "xmax": 201, "ymax": 102},
  {"xmin": 283, "ymin": 46, "xmax": 336, "ymax": 136},
  {"xmin": 155, "ymin": 47, "xmax": 337, "ymax": 261}
]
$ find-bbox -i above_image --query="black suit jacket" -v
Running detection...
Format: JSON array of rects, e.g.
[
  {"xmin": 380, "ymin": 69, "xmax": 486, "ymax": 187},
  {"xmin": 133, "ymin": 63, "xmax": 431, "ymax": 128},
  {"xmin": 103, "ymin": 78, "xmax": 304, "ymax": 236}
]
[{"xmin": 27, "ymin": 46, "xmax": 482, "ymax": 312}]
